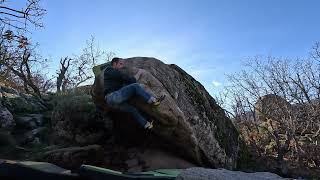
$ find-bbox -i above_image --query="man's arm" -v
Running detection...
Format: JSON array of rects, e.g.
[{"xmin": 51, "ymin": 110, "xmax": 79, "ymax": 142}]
[{"xmin": 134, "ymin": 69, "xmax": 146, "ymax": 80}]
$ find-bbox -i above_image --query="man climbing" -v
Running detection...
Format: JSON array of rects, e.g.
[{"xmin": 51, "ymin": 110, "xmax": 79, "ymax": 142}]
[{"xmin": 104, "ymin": 57, "xmax": 165, "ymax": 130}]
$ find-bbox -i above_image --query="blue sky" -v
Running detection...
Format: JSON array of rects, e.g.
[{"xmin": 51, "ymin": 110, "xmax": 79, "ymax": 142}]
[{"xmin": 26, "ymin": 0, "xmax": 320, "ymax": 95}]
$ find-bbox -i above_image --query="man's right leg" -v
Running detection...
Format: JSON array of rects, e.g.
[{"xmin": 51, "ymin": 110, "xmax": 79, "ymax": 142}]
[{"xmin": 109, "ymin": 102, "xmax": 151, "ymax": 128}]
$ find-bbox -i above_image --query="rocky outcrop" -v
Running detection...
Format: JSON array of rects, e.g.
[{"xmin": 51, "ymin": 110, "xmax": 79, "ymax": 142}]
[
  {"xmin": 255, "ymin": 94, "xmax": 292, "ymax": 122},
  {"xmin": 0, "ymin": 85, "xmax": 47, "ymax": 131},
  {"xmin": 92, "ymin": 57, "xmax": 241, "ymax": 169},
  {"xmin": 0, "ymin": 86, "xmax": 47, "ymax": 114},
  {"xmin": 0, "ymin": 104, "xmax": 14, "ymax": 129},
  {"xmin": 0, "ymin": 85, "xmax": 50, "ymax": 150},
  {"xmin": 176, "ymin": 167, "xmax": 287, "ymax": 180},
  {"xmin": 51, "ymin": 93, "xmax": 110, "ymax": 145}
]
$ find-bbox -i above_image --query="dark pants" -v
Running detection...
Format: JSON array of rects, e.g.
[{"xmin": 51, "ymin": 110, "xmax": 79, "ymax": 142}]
[{"xmin": 105, "ymin": 83, "xmax": 152, "ymax": 127}]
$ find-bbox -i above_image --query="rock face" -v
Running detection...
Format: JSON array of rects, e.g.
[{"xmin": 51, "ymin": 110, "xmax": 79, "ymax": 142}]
[
  {"xmin": 92, "ymin": 57, "xmax": 241, "ymax": 169},
  {"xmin": 176, "ymin": 167, "xmax": 287, "ymax": 180}
]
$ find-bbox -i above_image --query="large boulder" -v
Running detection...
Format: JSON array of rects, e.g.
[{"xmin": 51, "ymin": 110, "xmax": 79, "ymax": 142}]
[{"xmin": 92, "ymin": 57, "xmax": 241, "ymax": 169}]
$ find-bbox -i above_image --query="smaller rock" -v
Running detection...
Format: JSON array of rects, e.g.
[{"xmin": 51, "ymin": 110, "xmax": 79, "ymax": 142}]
[
  {"xmin": 137, "ymin": 149, "xmax": 195, "ymax": 171},
  {"xmin": 31, "ymin": 114, "xmax": 44, "ymax": 126},
  {"xmin": 125, "ymin": 158, "xmax": 139, "ymax": 168},
  {"xmin": 127, "ymin": 165, "xmax": 143, "ymax": 173},
  {"xmin": 15, "ymin": 114, "xmax": 44, "ymax": 129},
  {"xmin": 75, "ymin": 132, "xmax": 104, "ymax": 145},
  {"xmin": 42, "ymin": 145, "xmax": 104, "ymax": 170},
  {"xmin": 127, "ymin": 147, "xmax": 139, "ymax": 159},
  {"xmin": 30, "ymin": 137, "xmax": 41, "ymax": 145},
  {"xmin": 15, "ymin": 116, "xmax": 37, "ymax": 129},
  {"xmin": 103, "ymin": 156, "xmax": 112, "ymax": 166},
  {"xmin": 0, "ymin": 130, "xmax": 16, "ymax": 148},
  {"xmin": 176, "ymin": 167, "xmax": 288, "ymax": 180},
  {"xmin": 111, "ymin": 158, "xmax": 124, "ymax": 166},
  {"xmin": 17, "ymin": 127, "xmax": 47, "ymax": 145}
]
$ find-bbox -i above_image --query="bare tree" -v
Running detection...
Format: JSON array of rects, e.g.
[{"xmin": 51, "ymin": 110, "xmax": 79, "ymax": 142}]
[
  {"xmin": 221, "ymin": 43, "xmax": 320, "ymax": 169},
  {"xmin": 0, "ymin": 0, "xmax": 51, "ymax": 96},
  {"xmin": 0, "ymin": 0, "xmax": 46, "ymax": 31},
  {"xmin": 55, "ymin": 36, "xmax": 115, "ymax": 92},
  {"xmin": 56, "ymin": 57, "xmax": 71, "ymax": 93},
  {"xmin": 106, "ymin": 51, "xmax": 116, "ymax": 62},
  {"xmin": 33, "ymin": 73, "xmax": 54, "ymax": 93},
  {"xmin": 311, "ymin": 42, "xmax": 320, "ymax": 62},
  {"xmin": 72, "ymin": 36, "xmax": 114, "ymax": 87},
  {"xmin": 0, "ymin": 27, "xmax": 51, "ymax": 96},
  {"xmin": 1, "ymin": 45, "xmax": 40, "ymax": 96}
]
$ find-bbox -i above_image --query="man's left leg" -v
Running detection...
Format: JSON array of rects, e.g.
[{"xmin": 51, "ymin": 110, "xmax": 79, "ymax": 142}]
[
  {"xmin": 113, "ymin": 102, "xmax": 152, "ymax": 129},
  {"xmin": 107, "ymin": 83, "xmax": 163, "ymax": 106}
]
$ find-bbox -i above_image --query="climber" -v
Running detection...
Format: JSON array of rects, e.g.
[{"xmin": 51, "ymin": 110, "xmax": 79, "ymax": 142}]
[{"xmin": 104, "ymin": 57, "xmax": 165, "ymax": 130}]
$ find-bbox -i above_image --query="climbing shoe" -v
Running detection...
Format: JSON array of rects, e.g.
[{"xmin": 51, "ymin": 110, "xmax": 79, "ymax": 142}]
[
  {"xmin": 144, "ymin": 120, "xmax": 154, "ymax": 130},
  {"xmin": 152, "ymin": 95, "xmax": 166, "ymax": 106}
]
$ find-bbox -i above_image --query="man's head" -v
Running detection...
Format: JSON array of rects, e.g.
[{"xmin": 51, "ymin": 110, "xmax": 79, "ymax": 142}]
[{"xmin": 111, "ymin": 57, "xmax": 125, "ymax": 69}]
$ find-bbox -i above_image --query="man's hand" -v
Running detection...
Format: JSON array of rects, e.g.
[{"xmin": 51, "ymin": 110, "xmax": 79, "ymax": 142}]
[{"xmin": 134, "ymin": 69, "xmax": 146, "ymax": 80}]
